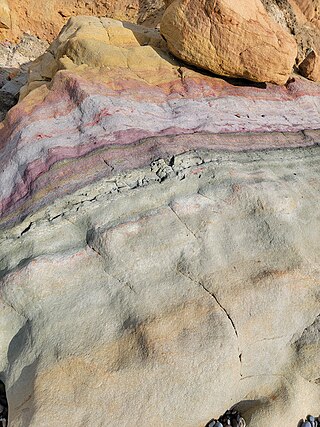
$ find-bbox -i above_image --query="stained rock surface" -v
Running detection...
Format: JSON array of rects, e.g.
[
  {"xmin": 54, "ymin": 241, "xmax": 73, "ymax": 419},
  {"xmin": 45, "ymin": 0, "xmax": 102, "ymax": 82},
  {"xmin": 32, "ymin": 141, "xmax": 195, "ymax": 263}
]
[
  {"xmin": 160, "ymin": 0, "xmax": 297, "ymax": 84},
  {"xmin": 0, "ymin": 16, "xmax": 319, "ymax": 427}
]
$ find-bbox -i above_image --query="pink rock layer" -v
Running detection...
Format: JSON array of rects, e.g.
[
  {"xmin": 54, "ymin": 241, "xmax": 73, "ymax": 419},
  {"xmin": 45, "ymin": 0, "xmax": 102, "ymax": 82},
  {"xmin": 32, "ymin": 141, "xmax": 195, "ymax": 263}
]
[{"xmin": 0, "ymin": 69, "xmax": 320, "ymax": 229}]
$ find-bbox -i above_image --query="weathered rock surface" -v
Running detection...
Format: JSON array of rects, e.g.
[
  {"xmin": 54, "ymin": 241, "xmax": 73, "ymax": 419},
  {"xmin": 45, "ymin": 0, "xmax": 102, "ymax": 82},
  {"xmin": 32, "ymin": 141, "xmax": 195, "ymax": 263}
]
[
  {"xmin": 1, "ymin": 16, "xmax": 319, "ymax": 229},
  {"xmin": 0, "ymin": 16, "xmax": 319, "ymax": 427},
  {"xmin": 261, "ymin": 0, "xmax": 320, "ymax": 81},
  {"xmin": 1, "ymin": 0, "xmax": 164, "ymax": 41},
  {"xmin": 160, "ymin": 0, "xmax": 297, "ymax": 84},
  {"xmin": 299, "ymin": 49, "xmax": 320, "ymax": 81},
  {"xmin": 294, "ymin": 0, "xmax": 320, "ymax": 28},
  {"xmin": 0, "ymin": 0, "xmax": 10, "ymax": 29}
]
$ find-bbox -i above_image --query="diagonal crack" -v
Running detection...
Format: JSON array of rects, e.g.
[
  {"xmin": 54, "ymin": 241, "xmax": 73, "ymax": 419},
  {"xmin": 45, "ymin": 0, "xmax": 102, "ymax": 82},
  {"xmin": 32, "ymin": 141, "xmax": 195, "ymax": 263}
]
[
  {"xmin": 169, "ymin": 204, "xmax": 197, "ymax": 239},
  {"xmin": 177, "ymin": 267, "xmax": 242, "ymax": 374},
  {"xmin": 199, "ymin": 280, "xmax": 238, "ymax": 338}
]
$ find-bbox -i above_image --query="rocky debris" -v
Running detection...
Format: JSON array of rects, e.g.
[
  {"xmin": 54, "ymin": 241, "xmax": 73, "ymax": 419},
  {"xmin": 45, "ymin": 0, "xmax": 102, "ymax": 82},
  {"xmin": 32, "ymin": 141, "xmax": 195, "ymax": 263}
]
[
  {"xmin": 160, "ymin": 0, "xmax": 297, "ymax": 85},
  {"xmin": 0, "ymin": 34, "xmax": 48, "ymax": 120},
  {"xmin": 206, "ymin": 409, "xmax": 246, "ymax": 427},
  {"xmin": 0, "ymin": 34, "xmax": 48, "ymax": 68},
  {"xmin": 299, "ymin": 49, "xmax": 320, "ymax": 81},
  {"xmin": 300, "ymin": 415, "xmax": 320, "ymax": 426}
]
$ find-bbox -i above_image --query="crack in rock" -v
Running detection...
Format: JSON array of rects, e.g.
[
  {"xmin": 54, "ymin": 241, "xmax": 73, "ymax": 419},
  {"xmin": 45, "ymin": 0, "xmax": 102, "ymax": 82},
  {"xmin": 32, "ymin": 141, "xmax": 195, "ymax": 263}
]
[{"xmin": 177, "ymin": 267, "xmax": 242, "ymax": 374}]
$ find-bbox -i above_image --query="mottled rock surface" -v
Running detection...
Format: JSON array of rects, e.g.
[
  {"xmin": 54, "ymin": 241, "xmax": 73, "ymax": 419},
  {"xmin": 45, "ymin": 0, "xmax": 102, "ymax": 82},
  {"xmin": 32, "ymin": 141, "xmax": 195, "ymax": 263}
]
[
  {"xmin": 160, "ymin": 0, "xmax": 297, "ymax": 84},
  {"xmin": 0, "ymin": 16, "xmax": 319, "ymax": 427}
]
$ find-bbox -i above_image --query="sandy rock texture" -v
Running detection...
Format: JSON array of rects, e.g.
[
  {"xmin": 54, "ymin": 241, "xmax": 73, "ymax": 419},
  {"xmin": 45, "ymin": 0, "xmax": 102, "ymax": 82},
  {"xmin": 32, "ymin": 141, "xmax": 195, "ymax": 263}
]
[
  {"xmin": 0, "ymin": 16, "xmax": 319, "ymax": 427},
  {"xmin": 1, "ymin": 0, "xmax": 164, "ymax": 41},
  {"xmin": 294, "ymin": 0, "xmax": 320, "ymax": 28},
  {"xmin": 0, "ymin": 0, "xmax": 10, "ymax": 29},
  {"xmin": 160, "ymin": 0, "xmax": 297, "ymax": 85},
  {"xmin": 1, "ymin": 145, "xmax": 320, "ymax": 427},
  {"xmin": 261, "ymin": 0, "xmax": 320, "ymax": 81}
]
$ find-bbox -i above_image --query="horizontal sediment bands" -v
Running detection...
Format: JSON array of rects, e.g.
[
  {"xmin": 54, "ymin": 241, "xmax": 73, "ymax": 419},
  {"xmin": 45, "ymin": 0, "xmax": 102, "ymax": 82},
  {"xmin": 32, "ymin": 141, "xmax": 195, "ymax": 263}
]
[
  {"xmin": 0, "ymin": 67, "xmax": 320, "ymax": 230},
  {"xmin": 0, "ymin": 129, "xmax": 319, "ymax": 231}
]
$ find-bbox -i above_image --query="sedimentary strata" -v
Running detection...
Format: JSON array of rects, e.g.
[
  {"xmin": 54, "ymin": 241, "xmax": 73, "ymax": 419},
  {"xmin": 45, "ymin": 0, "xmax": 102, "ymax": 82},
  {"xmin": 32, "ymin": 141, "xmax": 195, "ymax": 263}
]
[
  {"xmin": 1, "ymin": 17, "xmax": 320, "ymax": 229},
  {"xmin": 0, "ymin": 16, "xmax": 319, "ymax": 427}
]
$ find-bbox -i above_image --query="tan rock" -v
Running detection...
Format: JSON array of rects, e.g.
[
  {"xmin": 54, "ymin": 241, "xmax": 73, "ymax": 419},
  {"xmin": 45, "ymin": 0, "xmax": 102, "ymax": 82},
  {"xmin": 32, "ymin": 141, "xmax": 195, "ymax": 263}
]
[
  {"xmin": 261, "ymin": 0, "xmax": 320, "ymax": 67},
  {"xmin": 294, "ymin": 0, "xmax": 320, "ymax": 28},
  {"xmin": 21, "ymin": 17, "xmax": 174, "ymax": 99},
  {"xmin": 2, "ymin": 0, "xmax": 164, "ymax": 42},
  {"xmin": 0, "ymin": 0, "xmax": 10, "ymax": 29},
  {"xmin": 160, "ymin": 0, "xmax": 297, "ymax": 85},
  {"xmin": 299, "ymin": 49, "xmax": 320, "ymax": 81}
]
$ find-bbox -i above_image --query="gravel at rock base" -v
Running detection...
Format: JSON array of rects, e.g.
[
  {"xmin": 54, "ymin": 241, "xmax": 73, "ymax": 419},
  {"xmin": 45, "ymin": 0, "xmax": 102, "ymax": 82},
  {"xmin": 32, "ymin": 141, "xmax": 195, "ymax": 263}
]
[{"xmin": 0, "ymin": 33, "xmax": 48, "ymax": 121}]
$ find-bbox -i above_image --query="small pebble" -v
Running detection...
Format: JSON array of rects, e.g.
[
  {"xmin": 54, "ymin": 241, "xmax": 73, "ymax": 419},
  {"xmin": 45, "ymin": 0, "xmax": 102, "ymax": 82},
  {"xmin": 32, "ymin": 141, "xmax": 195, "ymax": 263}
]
[
  {"xmin": 206, "ymin": 420, "xmax": 216, "ymax": 427},
  {"xmin": 215, "ymin": 422, "xmax": 223, "ymax": 427},
  {"xmin": 302, "ymin": 422, "xmax": 312, "ymax": 427},
  {"xmin": 231, "ymin": 419, "xmax": 238, "ymax": 427}
]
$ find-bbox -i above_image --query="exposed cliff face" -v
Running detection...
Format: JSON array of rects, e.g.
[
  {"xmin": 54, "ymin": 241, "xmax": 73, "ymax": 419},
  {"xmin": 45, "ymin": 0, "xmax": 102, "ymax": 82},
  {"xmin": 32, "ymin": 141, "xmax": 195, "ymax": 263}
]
[
  {"xmin": 1, "ymin": 0, "xmax": 164, "ymax": 41},
  {"xmin": 0, "ymin": 16, "xmax": 319, "ymax": 427}
]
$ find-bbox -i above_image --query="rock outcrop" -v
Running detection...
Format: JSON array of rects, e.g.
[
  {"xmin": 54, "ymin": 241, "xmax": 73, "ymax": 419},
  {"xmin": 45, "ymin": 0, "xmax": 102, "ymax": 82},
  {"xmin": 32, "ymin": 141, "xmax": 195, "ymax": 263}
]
[
  {"xmin": 0, "ymin": 16, "xmax": 319, "ymax": 228},
  {"xmin": 0, "ymin": 16, "xmax": 319, "ymax": 427},
  {"xmin": 160, "ymin": 0, "xmax": 297, "ymax": 85}
]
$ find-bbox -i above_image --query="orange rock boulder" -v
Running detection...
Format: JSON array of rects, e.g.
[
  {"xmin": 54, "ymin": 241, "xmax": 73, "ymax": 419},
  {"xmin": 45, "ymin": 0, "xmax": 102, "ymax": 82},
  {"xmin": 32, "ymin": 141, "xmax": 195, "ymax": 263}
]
[{"xmin": 161, "ymin": 0, "xmax": 297, "ymax": 84}]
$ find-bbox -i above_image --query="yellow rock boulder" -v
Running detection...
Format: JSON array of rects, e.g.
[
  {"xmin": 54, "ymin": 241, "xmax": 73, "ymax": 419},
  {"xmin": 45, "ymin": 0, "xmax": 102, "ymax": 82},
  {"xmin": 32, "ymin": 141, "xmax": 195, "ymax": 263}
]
[
  {"xmin": 161, "ymin": 0, "xmax": 298, "ymax": 84},
  {"xmin": 0, "ymin": 0, "xmax": 10, "ymax": 29}
]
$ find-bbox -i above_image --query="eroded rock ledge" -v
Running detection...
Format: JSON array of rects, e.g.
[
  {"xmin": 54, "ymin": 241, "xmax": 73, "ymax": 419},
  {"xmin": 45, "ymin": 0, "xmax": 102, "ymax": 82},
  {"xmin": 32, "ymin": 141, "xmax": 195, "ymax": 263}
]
[
  {"xmin": 1, "ymin": 17, "xmax": 320, "ymax": 229},
  {"xmin": 0, "ymin": 16, "xmax": 319, "ymax": 427}
]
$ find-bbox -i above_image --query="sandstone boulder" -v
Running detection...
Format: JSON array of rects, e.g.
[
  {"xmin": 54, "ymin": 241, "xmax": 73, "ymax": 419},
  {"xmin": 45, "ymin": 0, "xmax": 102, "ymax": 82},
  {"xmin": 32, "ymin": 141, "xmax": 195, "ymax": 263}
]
[
  {"xmin": 160, "ymin": 0, "xmax": 297, "ymax": 85},
  {"xmin": 0, "ymin": 0, "xmax": 10, "ymax": 29}
]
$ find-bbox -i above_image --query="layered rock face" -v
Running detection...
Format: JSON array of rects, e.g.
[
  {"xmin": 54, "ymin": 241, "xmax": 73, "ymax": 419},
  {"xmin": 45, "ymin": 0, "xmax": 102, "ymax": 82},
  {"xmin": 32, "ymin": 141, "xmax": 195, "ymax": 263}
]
[
  {"xmin": 0, "ymin": 16, "xmax": 320, "ymax": 427},
  {"xmin": 160, "ymin": 0, "xmax": 297, "ymax": 85}
]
